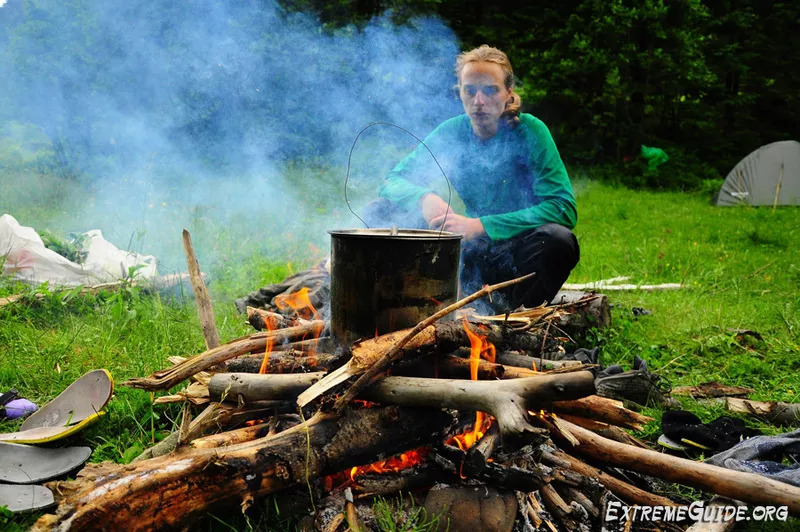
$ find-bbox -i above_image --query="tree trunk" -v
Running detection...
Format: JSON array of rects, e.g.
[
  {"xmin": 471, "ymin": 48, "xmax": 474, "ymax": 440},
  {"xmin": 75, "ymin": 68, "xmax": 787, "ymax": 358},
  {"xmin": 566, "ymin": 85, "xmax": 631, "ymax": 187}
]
[{"xmin": 34, "ymin": 407, "xmax": 452, "ymax": 531}]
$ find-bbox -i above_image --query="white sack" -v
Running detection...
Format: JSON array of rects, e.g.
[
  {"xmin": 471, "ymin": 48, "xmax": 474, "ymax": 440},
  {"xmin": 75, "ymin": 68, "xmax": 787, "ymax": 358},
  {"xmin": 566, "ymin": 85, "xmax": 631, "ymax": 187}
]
[{"xmin": 0, "ymin": 213, "xmax": 157, "ymax": 287}]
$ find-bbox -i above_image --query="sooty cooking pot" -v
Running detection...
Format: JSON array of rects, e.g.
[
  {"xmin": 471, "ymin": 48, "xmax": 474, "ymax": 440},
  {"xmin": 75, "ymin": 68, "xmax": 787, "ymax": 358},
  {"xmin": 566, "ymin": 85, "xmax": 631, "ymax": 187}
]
[{"xmin": 329, "ymin": 228, "xmax": 462, "ymax": 346}]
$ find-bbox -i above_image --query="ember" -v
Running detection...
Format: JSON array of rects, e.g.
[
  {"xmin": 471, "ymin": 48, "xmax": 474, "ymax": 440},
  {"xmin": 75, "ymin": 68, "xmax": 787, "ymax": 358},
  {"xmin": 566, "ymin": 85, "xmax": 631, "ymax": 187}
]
[{"xmin": 324, "ymin": 447, "xmax": 431, "ymax": 491}]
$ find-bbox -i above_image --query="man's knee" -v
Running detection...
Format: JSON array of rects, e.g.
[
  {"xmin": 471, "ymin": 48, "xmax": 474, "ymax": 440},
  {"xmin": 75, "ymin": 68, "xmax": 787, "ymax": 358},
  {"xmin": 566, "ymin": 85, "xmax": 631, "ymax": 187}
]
[
  {"xmin": 538, "ymin": 223, "xmax": 580, "ymax": 266},
  {"xmin": 517, "ymin": 223, "xmax": 580, "ymax": 268}
]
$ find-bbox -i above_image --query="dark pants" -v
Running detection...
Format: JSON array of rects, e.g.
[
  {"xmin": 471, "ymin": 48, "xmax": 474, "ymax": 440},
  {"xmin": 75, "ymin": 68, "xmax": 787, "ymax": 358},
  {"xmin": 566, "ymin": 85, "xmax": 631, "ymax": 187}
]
[
  {"xmin": 363, "ymin": 198, "xmax": 580, "ymax": 313},
  {"xmin": 460, "ymin": 224, "xmax": 580, "ymax": 313}
]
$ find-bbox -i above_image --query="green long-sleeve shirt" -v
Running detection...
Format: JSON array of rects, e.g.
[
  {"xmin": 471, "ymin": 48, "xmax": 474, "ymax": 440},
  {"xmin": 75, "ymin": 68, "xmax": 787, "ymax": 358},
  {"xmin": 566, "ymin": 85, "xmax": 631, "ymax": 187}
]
[{"xmin": 379, "ymin": 113, "xmax": 577, "ymax": 241}]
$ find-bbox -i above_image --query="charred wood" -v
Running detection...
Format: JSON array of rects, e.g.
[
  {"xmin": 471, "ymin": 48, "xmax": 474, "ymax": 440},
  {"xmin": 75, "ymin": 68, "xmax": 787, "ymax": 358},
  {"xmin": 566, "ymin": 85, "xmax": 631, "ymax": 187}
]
[
  {"xmin": 34, "ymin": 407, "xmax": 453, "ymax": 531},
  {"xmin": 225, "ymin": 350, "xmax": 342, "ymax": 374}
]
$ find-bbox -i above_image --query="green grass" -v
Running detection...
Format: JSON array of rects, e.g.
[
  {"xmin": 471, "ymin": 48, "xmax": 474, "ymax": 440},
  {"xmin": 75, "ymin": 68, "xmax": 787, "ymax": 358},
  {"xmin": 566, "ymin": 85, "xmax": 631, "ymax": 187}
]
[{"xmin": 1, "ymin": 173, "xmax": 799, "ymax": 530}]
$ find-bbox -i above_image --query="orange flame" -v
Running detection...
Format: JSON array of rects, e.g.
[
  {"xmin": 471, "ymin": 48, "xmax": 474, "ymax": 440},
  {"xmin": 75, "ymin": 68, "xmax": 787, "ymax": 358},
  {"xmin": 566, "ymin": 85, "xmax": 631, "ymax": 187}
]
[
  {"xmin": 274, "ymin": 287, "xmax": 321, "ymax": 320},
  {"xmin": 446, "ymin": 414, "xmax": 494, "ymax": 452},
  {"xmin": 461, "ymin": 319, "xmax": 496, "ymax": 379},
  {"xmin": 273, "ymin": 288, "xmax": 324, "ymax": 366},
  {"xmin": 258, "ymin": 317, "xmax": 278, "ymax": 374},
  {"xmin": 441, "ymin": 320, "xmax": 497, "ymax": 456}
]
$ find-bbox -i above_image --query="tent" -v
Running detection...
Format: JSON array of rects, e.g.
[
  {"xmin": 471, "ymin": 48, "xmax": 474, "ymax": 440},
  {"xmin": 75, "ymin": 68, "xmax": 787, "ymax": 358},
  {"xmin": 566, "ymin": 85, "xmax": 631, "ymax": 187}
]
[{"xmin": 714, "ymin": 140, "xmax": 800, "ymax": 206}]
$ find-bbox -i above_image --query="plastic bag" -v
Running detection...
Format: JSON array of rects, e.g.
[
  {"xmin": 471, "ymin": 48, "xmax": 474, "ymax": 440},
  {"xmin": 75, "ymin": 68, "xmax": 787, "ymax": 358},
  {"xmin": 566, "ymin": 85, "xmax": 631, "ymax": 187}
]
[
  {"xmin": 640, "ymin": 145, "xmax": 670, "ymax": 172},
  {"xmin": 0, "ymin": 214, "xmax": 157, "ymax": 287}
]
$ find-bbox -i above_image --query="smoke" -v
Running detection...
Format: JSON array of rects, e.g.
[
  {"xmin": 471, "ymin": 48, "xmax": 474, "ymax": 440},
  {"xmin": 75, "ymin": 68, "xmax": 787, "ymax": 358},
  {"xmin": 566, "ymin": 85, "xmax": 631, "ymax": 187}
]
[{"xmin": 0, "ymin": 0, "xmax": 462, "ymax": 273}]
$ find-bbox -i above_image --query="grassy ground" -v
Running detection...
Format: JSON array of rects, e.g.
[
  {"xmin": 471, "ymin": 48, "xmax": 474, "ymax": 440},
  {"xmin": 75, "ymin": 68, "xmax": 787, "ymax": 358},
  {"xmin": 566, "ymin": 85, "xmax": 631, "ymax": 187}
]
[{"xmin": 1, "ymin": 175, "xmax": 798, "ymax": 530}]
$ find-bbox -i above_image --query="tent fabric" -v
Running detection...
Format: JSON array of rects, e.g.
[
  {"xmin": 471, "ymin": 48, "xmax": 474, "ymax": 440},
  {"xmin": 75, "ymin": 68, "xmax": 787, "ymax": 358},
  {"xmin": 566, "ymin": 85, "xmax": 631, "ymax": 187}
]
[{"xmin": 715, "ymin": 140, "xmax": 800, "ymax": 206}]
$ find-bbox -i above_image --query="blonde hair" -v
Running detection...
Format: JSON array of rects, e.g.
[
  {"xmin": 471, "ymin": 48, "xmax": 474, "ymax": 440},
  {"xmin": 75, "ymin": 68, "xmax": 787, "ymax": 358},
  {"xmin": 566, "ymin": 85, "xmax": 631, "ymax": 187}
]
[{"xmin": 455, "ymin": 45, "xmax": 521, "ymax": 127}]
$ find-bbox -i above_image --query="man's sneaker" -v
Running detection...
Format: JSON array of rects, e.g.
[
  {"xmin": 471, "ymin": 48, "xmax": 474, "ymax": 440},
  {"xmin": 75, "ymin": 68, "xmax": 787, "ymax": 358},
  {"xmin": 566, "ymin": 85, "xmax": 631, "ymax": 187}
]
[{"xmin": 595, "ymin": 355, "xmax": 680, "ymax": 408}]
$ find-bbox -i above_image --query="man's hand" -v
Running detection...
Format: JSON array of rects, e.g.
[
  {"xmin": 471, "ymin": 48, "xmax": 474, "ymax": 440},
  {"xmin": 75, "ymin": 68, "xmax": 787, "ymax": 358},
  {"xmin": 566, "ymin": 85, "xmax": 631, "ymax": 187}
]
[
  {"xmin": 420, "ymin": 193, "xmax": 452, "ymax": 224},
  {"xmin": 420, "ymin": 193, "xmax": 486, "ymax": 240},
  {"xmin": 429, "ymin": 212, "xmax": 486, "ymax": 240}
]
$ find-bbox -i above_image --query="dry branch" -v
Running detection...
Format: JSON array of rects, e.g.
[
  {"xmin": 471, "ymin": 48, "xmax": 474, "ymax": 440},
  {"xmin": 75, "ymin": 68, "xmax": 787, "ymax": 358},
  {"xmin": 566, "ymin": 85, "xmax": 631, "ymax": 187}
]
[
  {"xmin": 725, "ymin": 397, "xmax": 800, "ymax": 426},
  {"xmin": 189, "ymin": 422, "xmax": 272, "ymax": 450},
  {"xmin": 182, "ymin": 229, "xmax": 219, "ymax": 350},
  {"xmin": 672, "ymin": 382, "xmax": 754, "ymax": 399},
  {"xmin": 360, "ymin": 372, "xmax": 596, "ymax": 439},
  {"xmin": 124, "ymin": 321, "xmax": 325, "ymax": 391},
  {"xmin": 545, "ymin": 450, "xmax": 675, "ymax": 507}
]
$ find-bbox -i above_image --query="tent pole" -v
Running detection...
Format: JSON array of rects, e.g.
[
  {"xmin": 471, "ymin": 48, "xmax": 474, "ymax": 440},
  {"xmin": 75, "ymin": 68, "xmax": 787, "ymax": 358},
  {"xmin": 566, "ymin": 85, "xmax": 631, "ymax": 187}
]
[{"xmin": 772, "ymin": 162, "xmax": 784, "ymax": 211}]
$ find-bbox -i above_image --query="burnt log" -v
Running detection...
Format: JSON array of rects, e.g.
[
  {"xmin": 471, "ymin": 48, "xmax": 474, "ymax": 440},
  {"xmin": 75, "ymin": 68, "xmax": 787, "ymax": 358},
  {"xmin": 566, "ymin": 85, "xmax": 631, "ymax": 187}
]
[
  {"xmin": 34, "ymin": 407, "xmax": 453, "ymax": 531},
  {"xmin": 226, "ymin": 350, "xmax": 341, "ymax": 374},
  {"xmin": 464, "ymin": 422, "xmax": 501, "ymax": 476}
]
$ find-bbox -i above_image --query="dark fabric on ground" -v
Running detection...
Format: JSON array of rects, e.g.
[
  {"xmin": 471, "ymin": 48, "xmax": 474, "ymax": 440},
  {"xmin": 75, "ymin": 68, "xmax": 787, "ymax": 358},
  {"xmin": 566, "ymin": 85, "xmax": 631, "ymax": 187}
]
[
  {"xmin": 661, "ymin": 411, "xmax": 761, "ymax": 452},
  {"xmin": 234, "ymin": 260, "xmax": 330, "ymax": 314}
]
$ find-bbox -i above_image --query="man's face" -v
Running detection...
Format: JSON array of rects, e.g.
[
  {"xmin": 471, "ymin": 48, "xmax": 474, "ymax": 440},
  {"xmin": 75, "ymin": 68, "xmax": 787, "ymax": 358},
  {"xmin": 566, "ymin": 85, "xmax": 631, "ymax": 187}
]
[{"xmin": 459, "ymin": 61, "xmax": 512, "ymax": 139}]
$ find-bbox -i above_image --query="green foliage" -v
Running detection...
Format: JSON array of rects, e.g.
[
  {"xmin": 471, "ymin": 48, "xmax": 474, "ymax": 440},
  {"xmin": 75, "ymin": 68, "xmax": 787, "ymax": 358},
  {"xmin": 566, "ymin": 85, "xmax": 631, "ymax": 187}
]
[
  {"xmin": 278, "ymin": 0, "xmax": 799, "ymax": 189},
  {"xmin": 39, "ymin": 230, "xmax": 88, "ymax": 264}
]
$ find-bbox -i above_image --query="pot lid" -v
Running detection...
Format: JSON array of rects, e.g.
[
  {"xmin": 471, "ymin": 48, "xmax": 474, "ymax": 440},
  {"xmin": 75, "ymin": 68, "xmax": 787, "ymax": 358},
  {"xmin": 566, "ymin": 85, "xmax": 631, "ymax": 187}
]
[{"xmin": 329, "ymin": 228, "xmax": 462, "ymax": 240}]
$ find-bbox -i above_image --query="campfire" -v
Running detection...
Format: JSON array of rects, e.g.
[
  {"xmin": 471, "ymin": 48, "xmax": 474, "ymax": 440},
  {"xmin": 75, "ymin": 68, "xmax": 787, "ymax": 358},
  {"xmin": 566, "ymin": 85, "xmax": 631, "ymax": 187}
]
[{"xmin": 32, "ymin": 262, "xmax": 800, "ymax": 531}]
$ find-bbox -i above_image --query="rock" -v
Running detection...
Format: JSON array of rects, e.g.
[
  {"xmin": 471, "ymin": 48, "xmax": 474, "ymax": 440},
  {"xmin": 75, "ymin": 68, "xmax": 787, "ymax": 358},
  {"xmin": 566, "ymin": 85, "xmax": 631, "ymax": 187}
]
[{"xmin": 424, "ymin": 484, "xmax": 517, "ymax": 532}]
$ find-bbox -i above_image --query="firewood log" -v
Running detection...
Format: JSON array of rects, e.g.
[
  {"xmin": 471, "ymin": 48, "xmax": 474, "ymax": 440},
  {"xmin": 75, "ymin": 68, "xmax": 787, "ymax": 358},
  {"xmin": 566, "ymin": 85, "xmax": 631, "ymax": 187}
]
[
  {"xmin": 551, "ymin": 396, "xmax": 653, "ymax": 431},
  {"xmin": 544, "ymin": 450, "xmax": 676, "ymax": 508},
  {"xmin": 360, "ymin": 372, "xmax": 596, "ymax": 439},
  {"xmin": 299, "ymin": 319, "xmax": 563, "ymax": 408},
  {"xmin": 434, "ymin": 443, "xmax": 553, "ymax": 491},
  {"xmin": 556, "ymin": 414, "xmax": 649, "ymax": 448},
  {"xmin": 724, "ymin": 397, "xmax": 800, "ymax": 426},
  {"xmin": 132, "ymin": 400, "xmax": 296, "ymax": 462},
  {"xmin": 225, "ymin": 350, "xmax": 340, "ymax": 374},
  {"xmin": 560, "ymin": 419, "xmax": 800, "ymax": 513},
  {"xmin": 190, "ymin": 422, "xmax": 272, "ymax": 449},
  {"xmin": 210, "ymin": 371, "xmax": 595, "ymax": 440},
  {"xmin": 463, "ymin": 422, "xmax": 501, "ymax": 476},
  {"xmin": 246, "ymin": 306, "xmax": 301, "ymax": 331},
  {"xmin": 209, "ymin": 372, "xmax": 326, "ymax": 403},
  {"xmin": 33, "ymin": 407, "xmax": 453, "ymax": 531}
]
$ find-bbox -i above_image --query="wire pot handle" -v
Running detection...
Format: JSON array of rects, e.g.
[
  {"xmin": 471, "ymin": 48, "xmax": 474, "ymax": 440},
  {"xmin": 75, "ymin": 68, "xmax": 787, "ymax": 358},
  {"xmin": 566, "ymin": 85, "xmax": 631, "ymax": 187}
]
[{"xmin": 344, "ymin": 121, "xmax": 453, "ymax": 236}]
